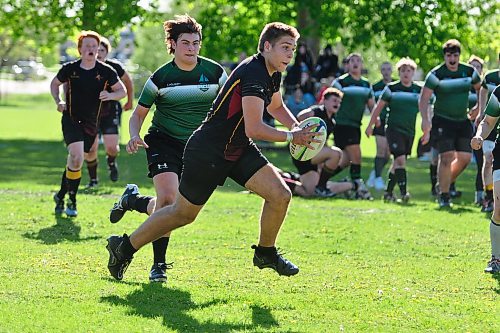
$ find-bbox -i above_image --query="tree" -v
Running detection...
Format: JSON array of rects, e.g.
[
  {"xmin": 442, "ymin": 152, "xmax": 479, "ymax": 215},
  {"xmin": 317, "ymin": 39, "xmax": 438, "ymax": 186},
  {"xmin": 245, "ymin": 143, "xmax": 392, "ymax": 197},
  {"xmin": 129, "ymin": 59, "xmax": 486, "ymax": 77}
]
[{"xmin": 193, "ymin": 0, "xmax": 498, "ymax": 72}]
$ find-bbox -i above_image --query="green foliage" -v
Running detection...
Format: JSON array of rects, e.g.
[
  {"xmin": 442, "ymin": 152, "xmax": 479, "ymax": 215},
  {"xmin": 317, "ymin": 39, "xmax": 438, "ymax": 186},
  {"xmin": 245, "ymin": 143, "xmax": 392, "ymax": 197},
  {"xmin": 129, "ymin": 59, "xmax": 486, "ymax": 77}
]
[
  {"xmin": 0, "ymin": 94, "xmax": 499, "ymax": 332},
  {"xmin": 194, "ymin": 0, "xmax": 499, "ymax": 71}
]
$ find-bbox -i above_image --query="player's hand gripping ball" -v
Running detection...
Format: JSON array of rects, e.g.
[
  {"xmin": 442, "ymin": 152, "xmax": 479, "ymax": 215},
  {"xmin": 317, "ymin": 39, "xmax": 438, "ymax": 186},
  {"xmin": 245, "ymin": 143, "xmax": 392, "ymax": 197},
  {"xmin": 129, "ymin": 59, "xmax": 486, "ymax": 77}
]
[{"xmin": 290, "ymin": 117, "xmax": 327, "ymax": 161}]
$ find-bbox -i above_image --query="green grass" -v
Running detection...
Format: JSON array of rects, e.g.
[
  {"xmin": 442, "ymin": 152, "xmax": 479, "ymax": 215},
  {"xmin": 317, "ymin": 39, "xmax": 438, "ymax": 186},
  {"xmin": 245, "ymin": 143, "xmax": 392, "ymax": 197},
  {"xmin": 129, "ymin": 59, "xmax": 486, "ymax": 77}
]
[{"xmin": 0, "ymin": 94, "xmax": 498, "ymax": 332}]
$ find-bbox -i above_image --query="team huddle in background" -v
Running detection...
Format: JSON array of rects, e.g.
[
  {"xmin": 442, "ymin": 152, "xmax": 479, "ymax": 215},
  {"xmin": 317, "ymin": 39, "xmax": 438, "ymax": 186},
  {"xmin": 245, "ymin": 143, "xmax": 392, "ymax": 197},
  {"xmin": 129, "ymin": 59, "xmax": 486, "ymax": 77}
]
[{"xmin": 49, "ymin": 15, "xmax": 500, "ymax": 283}]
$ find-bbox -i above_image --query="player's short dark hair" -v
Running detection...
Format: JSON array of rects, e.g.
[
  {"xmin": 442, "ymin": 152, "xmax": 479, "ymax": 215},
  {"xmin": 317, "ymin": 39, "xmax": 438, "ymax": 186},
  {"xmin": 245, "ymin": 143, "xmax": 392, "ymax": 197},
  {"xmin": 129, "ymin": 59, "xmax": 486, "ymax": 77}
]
[
  {"xmin": 322, "ymin": 87, "xmax": 343, "ymax": 100},
  {"xmin": 442, "ymin": 39, "xmax": 461, "ymax": 54},
  {"xmin": 346, "ymin": 53, "xmax": 363, "ymax": 63},
  {"xmin": 77, "ymin": 30, "xmax": 100, "ymax": 49},
  {"xmin": 100, "ymin": 37, "xmax": 112, "ymax": 54},
  {"xmin": 258, "ymin": 22, "xmax": 300, "ymax": 53},
  {"xmin": 164, "ymin": 14, "xmax": 202, "ymax": 55}
]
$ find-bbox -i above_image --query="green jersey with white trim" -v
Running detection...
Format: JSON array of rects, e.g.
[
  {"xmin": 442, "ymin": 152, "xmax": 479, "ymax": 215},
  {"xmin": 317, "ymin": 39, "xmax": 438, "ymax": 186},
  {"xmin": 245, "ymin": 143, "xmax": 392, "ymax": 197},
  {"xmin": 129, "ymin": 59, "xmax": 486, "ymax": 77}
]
[
  {"xmin": 380, "ymin": 81, "xmax": 422, "ymax": 136},
  {"xmin": 332, "ymin": 73, "xmax": 373, "ymax": 127},
  {"xmin": 138, "ymin": 56, "xmax": 227, "ymax": 142},
  {"xmin": 373, "ymin": 79, "xmax": 392, "ymax": 123},
  {"xmin": 424, "ymin": 62, "xmax": 481, "ymax": 121},
  {"xmin": 484, "ymin": 85, "xmax": 500, "ymax": 118}
]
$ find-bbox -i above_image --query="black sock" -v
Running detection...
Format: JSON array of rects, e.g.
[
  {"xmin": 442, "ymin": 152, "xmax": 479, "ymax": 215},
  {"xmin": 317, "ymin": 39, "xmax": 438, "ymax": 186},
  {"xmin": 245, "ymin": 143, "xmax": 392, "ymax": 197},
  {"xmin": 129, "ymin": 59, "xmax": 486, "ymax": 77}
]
[
  {"xmin": 350, "ymin": 164, "xmax": 361, "ymax": 180},
  {"xmin": 486, "ymin": 189, "xmax": 494, "ymax": 201},
  {"xmin": 331, "ymin": 165, "xmax": 345, "ymax": 177},
  {"xmin": 127, "ymin": 195, "xmax": 153, "ymax": 213},
  {"xmin": 374, "ymin": 157, "xmax": 388, "ymax": 177},
  {"xmin": 386, "ymin": 172, "xmax": 396, "ymax": 193},
  {"xmin": 107, "ymin": 154, "xmax": 116, "ymax": 168},
  {"xmin": 253, "ymin": 244, "xmax": 277, "ymax": 257},
  {"xmin": 66, "ymin": 167, "xmax": 81, "ymax": 203},
  {"xmin": 120, "ymin": 234, "xmax": 137, "ymax": 258},
  {"xmin": 86, "ymin": 159, "xmax": 98, "ymax": 182},
  {"xmin": 56, "ymin": 169, "xmax": 67, "ymax": 199},
  {"xmin": 450, "ymin": 182, "xmax": 456, "ymax": 192},
  {"xmin": 395, "ymin": 168, "xmax": 407, "ymax": 195},
  {"xmin": 317, "ymin": 166, "xmax": 335, "ymax": 189},
  {"xmin": 152, "ymin": 237, "xmax": 170, "ymax": 263},
  {"xmin": 430, "ymin": 164, "xmax": 437, "ymax": 190}
]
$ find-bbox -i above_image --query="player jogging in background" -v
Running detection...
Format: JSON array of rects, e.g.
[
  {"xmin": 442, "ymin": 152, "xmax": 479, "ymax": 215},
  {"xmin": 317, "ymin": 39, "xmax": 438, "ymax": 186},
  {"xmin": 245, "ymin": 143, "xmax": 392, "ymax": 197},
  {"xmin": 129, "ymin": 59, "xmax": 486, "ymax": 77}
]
[
  {"xmin": 475, "ymin": 53, "xmax": 499, "ymax": 212},
  {"xmin": 366, "ymin": 57, "xmax": 431, "ymax": 203},
  {"xmin": 105, "ymin": 22, "xmax": 319, "ymax": 281},
  {"xmin": 367, "ymin": 61, "xmax": 393, "ymax": 190},
  {"xmin": 471, "ymin": 83, "xmax": 500, "ymax": 273},
  {"xmin": 108, "ymin": 15, "xmax": 228, "ymax": 283},
  {"xmin": 420, "ymin": 39, "xmax": 481, "ymax": 208},
  {"xmin": 50, "ymin": 30, "xmax": 126, "ymax": 217},
  {"xmin": 84, "ymin": 36, "xmax": 134, "ymax": 187},
  {"xmin": 330, "ymin": 53, "xmax": 375, "ymax": 199}
]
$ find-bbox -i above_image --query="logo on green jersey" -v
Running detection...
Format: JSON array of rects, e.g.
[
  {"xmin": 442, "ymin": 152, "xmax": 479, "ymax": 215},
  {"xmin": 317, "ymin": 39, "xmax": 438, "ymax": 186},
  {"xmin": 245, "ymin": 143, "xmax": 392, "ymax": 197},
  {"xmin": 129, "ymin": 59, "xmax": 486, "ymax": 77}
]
[{"xmin": 198, "ymin": 74, "xmax": 210, "ymax": 92}]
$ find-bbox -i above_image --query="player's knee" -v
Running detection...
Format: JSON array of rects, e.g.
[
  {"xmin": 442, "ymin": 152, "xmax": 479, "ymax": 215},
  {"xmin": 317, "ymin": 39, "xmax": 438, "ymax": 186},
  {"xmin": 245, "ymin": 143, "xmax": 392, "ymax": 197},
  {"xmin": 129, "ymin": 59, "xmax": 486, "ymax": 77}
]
[
  {"xmin": 156, "ymin": 194, "xmax": 176, "ymax": 208},
  {"xmin": 106, "ymin": 145, "xmax": 119, "ymax": 156},
  {"xmin": 272, "ymin": 185, "xmax": 292, "ymax": 206},
  {"xmin": 69, "ymin": 154, "xmax": 84, "ymax": 168},
  {"xmin": 485, "ymin": 153, "xmax": 494, "ymax": 165}
]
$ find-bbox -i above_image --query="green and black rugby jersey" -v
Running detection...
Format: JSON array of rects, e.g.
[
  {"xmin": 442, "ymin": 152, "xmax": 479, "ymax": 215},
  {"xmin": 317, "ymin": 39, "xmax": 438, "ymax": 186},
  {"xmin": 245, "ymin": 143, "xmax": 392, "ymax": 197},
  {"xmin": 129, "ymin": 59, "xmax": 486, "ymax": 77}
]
[
  {"xmin": 484, "ymin": 85, "xmax": 500, "ymax": 118},
  {"xmin": 424, "ymin": 62, "xmax": 481, "ymax": 121},
  {"xmin": 380, "ymin": 81, "xmax": 422, "ymax": 137},
  {"xmin": 101, "ymin": 59, "xmax": 126, "ymax": 117},
  {"xmin": 373, "ymin": 79, "xmax": 393, "ymax": 123},
  {"xmin": 332, "ymin": 73, "xmax": 373, "ymax": 127},
  {"xmin": 482, "ymin": 69, "xmax": 500, "ymax": 94},
  {"xmin": 138, "ymin": 56, "xmax": 227, "ymax": 143},
  {"xmin": 57, "ymin": 59, "xmax": 119, "ymax": 129},
  {"xmin": 193, "ymin": 53, "xmax": 281, "ymax": 161}
]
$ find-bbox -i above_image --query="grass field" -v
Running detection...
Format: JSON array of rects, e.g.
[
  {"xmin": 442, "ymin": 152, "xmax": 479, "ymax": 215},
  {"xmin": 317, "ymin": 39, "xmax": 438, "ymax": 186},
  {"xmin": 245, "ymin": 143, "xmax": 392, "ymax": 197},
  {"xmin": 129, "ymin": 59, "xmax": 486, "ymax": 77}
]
[{"xmin": 0, "ymin": 94, "xmax": 498, "ymax": 332}]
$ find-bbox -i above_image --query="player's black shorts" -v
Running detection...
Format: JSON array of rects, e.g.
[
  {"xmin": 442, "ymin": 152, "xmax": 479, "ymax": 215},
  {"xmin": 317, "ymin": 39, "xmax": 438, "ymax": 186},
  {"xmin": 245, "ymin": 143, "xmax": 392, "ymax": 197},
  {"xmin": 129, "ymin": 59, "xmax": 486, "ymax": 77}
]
[
  {"xmin": 372, "ymin": 120, "xmax": 386, "ymax": 137},
  {"xmin": 430, "ymin": 115, "xmax": 472, "ymax": 154},
  {"xmin": 144, "ymin": 129, "xmax": 185, "ymax": 179},
  {"xmin": 386, "ymin": 127, "xmax": 414, "ymax": 158},
  {"xmin": 61, "ymin": 113, "xmax": 96, "ymax": 153},
  {"xmin": 179, "ymin": 138, "xmax": 268, "ymax": 205},
  {"xmin": 292, "ymin": 157, "xmax": 317, "ymax": 175},
  {"xmin": 492, "ymin": 139, "xmax": 500, "ymax": 171},
  {"xmin": 98, "ymin": 102, "xmax": 121, "ymax": 135},
  {"xmin": 334, "ymin": 125, "xmax": 361, "ymax": 150}
]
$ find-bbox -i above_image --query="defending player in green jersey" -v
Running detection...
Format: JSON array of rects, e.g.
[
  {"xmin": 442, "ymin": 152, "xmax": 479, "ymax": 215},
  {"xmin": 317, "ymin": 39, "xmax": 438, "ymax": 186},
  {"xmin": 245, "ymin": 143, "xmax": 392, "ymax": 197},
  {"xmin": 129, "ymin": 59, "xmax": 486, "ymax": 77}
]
[
  {"xmin": 331, "ymin": 53, "xmax": 375, "ymax": 199},
  {"xmin": 109, "ymin": 15, "xmax": 228, "ymax": 283},
  {"xmin": 366, "ymin": 57, "xmax": 431, "ymax": 203},
  {"xmin": 420, "ymin": 39, "xmax": 481, "ymax": 208}
]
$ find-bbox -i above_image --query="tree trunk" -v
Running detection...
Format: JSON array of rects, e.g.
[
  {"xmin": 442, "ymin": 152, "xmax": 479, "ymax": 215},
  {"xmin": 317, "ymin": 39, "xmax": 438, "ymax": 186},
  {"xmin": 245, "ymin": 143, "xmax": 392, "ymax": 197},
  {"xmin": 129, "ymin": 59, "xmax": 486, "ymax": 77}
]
[{"xmin": 297, "ymin": 1, "xmax": 321, "ymax": 63}]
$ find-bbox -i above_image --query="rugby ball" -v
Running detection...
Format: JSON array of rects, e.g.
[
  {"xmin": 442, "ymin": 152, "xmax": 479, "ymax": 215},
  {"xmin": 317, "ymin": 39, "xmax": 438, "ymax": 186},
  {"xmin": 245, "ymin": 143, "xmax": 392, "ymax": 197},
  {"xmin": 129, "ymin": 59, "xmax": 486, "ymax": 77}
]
[{"xmin": 289, "ymin": 117, "xmax": 327, "ymax": 161}]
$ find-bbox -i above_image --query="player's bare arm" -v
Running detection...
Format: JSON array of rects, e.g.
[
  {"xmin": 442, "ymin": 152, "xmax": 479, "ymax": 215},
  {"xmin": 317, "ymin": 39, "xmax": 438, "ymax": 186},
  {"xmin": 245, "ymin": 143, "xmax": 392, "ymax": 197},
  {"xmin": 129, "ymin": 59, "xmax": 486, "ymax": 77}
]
[
  {"xmin": 50, "ymin": 77, "xmax": 66, "ymax": 112},
  {"xmin": 266, "ymin": 91, "xmax": 299, "ymax": 129},
  {"xmin": 468, "ymin": 81, "xmax": 482, "ymax": 120},
  {"xmin": 365, "ymin": 99, "xmax": 387, "ymax": 138},
  {"xmin": 419, "ymin": 86, "xmax": 434, "ymax": 144},
  {"xmin": 127, "ymin": 104, "xmax": 150, "ymax": 153},
  {"xmin": 242, "ymin": 95, "xmax": 320, "ymax": 149},
  {"xmin": 99, "ymin": 80, "xmax": 127, "ymax": 101},
  {"xmin": 120, "ymin": 71, "xmax": 134, "ymax": 110}
]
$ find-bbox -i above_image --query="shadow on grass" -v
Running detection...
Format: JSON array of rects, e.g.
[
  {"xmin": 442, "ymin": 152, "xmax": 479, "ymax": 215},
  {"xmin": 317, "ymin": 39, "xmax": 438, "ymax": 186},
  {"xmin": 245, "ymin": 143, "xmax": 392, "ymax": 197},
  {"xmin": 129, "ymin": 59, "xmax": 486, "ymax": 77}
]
[
  {"xmin": 23, "ymin": 215, "xmax": 100, "ymax": 244},
  {"xmin": 101, "ymin": 283, "xmax": 280, "ymax": 332},
  {"xmin": 493, "ymin": 273, "xmax": 500, "ymax": 295}
]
